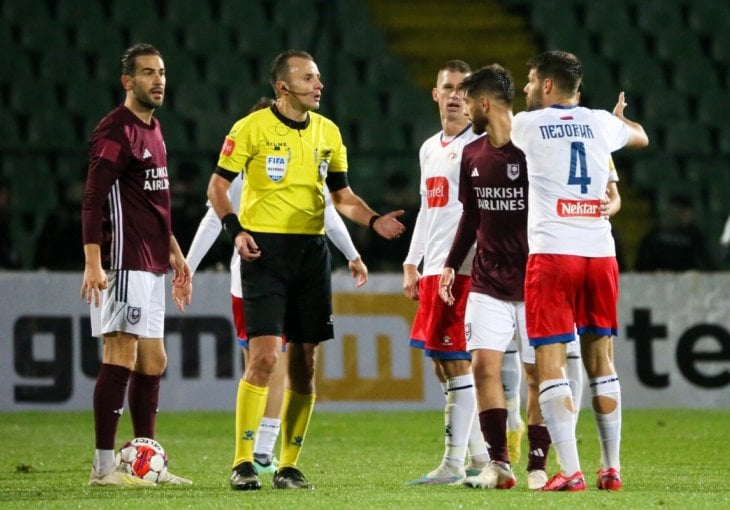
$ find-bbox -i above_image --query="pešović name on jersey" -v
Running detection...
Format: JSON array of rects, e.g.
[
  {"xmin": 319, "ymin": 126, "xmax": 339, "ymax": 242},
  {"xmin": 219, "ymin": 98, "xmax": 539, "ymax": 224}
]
[
  {"xmin": 539, "ymin": 123, "xmax": 594, "ymax": 140},
  {"xmin": 143, "ymin": 166, "xmax": 169, "ymax": 191},
  {"xmin": 475, "ymin": 186, "xmax": 525, "ymax": 211}
]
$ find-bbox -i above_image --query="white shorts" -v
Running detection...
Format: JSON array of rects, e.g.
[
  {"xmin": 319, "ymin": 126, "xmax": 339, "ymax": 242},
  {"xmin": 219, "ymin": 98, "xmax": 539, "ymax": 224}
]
[
  {"xmin": 90, "ymin": 270, "xmax": 166, "ymax": 338},
  {"xmin": 465, "ymin": 292, "xmax": 528, "ymax": 354}
]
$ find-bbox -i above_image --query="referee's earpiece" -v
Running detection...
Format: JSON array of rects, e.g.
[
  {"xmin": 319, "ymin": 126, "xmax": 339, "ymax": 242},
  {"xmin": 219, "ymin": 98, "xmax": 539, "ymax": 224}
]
[{"xmin": 279, "ymin": 82, "xmax": 313, "ymax": 97}]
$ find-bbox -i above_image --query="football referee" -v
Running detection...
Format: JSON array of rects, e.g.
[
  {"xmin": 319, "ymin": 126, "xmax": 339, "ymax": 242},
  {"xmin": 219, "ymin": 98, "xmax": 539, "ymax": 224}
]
[{"xmin": 207, "ymin": 49, "xmax": 405, "ymax": 491}]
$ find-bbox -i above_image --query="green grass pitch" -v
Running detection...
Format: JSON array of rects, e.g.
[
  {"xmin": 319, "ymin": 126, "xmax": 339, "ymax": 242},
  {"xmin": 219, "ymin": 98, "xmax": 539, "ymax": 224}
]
[{"xmin": 1, "ymin": 409, "xmax": 728, "ymax": 509}]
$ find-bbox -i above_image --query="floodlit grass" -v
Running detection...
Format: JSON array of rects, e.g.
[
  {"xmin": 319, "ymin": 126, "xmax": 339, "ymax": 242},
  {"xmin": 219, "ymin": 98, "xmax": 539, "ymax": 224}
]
[{"xmin": 1, "ymin": 409, "xmax": 729, "ymax": 509}]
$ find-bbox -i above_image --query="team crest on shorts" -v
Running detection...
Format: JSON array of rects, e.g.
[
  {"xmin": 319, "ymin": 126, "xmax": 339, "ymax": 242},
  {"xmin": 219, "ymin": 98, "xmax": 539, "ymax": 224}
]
[
  {"xmin": 441, "ymin": 335, "xmax": 452, "ymax": 346},
  {"xmin": 465, "ymin": 322, "xmax": 472, "ymax": 341},
  {"xmin": 127, "ymin": 306, "xmax": 141, "ymax": 325},
  {"xmin": 507, "ymin": 163, "xmax": 520, "ymax": 181}
]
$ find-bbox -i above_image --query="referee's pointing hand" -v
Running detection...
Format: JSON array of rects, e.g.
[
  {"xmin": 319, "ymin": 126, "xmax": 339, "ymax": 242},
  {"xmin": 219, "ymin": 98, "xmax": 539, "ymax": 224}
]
[{"xmin": 372, "ymin": 210, "xmax": 406, "ymax": 240}]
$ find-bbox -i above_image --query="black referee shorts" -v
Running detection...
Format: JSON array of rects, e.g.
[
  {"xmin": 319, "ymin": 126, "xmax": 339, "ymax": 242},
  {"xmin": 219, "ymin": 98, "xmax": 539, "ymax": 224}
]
[{"xmin": 240, "ymin": 233, "xmax": 334, "ymax": 344}]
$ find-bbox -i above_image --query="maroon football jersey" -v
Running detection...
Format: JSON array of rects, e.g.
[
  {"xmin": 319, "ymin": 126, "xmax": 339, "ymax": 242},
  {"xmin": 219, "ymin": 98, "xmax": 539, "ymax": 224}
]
[
  {"xmin": 82, "ymin": 105, "xmax": 172, "ymax": 272},
  {"xmin": 445, "ymin": 136, "xmax": 529, "ymax": 301}
]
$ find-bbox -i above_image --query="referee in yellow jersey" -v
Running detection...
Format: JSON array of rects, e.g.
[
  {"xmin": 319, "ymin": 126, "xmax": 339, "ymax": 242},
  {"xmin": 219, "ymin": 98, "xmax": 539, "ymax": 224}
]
[{"xmin": 207, "ymin": 49, "xmax": 406, "ymax": 491}]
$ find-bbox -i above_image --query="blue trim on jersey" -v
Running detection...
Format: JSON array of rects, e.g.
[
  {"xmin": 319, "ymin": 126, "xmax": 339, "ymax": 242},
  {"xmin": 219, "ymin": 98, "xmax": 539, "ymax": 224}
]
[
  {"xmin": 577, "ymin": 325, "xmax": 618, "ymax": 337},
  {"xmin": 549, "ymin": 104, "xmax": 577, "ymax": 110},
  {"xmin": 409, "ymin": 339, "xmax": 426, "ymax": 350},
  {"xmin": 529, "ymin": 332, "xmax": 576, "ymax": 347},
  {"xmin": 426, "ymin": 349, "xmax": 472, "ymax": 361}
]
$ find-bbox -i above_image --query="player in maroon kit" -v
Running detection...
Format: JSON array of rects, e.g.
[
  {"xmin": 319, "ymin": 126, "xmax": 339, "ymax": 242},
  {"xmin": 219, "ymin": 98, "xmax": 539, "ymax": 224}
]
[
  {"xmin": 80, "ymin": 43, "xmax": 191, "ymax": 487},
  {"xmin": 440, "ymin": 64, "xmax": 527, "ymax": 490}
]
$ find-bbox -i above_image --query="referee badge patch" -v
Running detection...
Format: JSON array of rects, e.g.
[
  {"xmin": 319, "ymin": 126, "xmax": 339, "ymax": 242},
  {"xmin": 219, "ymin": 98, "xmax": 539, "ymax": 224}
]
[
  {"xmin": 127, "ymin": 306, "xmax": 141, "ymax": 325},
  {"xmin": 318, "ymin": 159, "xmax": 328, "ymax": 178},
  {"xmin": 266, "ymin": 155, "xmax": 287, "ymax": 182}
]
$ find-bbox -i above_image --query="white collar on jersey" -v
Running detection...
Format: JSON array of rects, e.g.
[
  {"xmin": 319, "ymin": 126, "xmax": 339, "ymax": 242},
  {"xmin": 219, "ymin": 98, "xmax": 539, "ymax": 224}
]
[{"xmin": 440, "ymin": 123, "xmax": 472, "ymax": 146}]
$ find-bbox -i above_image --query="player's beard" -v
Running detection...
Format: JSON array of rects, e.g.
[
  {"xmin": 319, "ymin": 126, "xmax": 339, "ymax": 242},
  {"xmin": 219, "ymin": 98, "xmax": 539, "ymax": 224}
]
[
  {"xmin": 470, "ymin": 109, "xmax": 487, "ymax": 135},
  {"xmin": 525, "ymin": 88, "xmax": 543, "ymax": 111},
  {"xmin": 133, "ymin": 84, "xmax": 164, "ymax": 110}
]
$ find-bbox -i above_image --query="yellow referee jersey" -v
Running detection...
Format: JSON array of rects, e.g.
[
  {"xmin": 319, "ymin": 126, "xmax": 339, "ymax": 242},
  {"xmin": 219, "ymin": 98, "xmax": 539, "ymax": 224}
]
[{"xmin": 217, "ymin": 107, "xmax": 347, "ymax": 234}]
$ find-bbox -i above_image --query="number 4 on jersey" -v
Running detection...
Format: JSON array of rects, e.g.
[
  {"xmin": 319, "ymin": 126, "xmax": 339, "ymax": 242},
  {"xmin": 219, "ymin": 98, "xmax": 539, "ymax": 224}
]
[{"xmin": 567, "ymin": 141, "xmax": 591, "ymax": 194}]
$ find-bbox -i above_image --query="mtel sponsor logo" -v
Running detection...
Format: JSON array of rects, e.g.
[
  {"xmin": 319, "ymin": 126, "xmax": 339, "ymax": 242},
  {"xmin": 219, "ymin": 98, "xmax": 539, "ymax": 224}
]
[
  {"xmin": 426, "ymin": 176, "xmax": 448, "ymax": 208},
  {"xmin": 556, "ymin": 199, "xmax": 601, "ymax": 218}
]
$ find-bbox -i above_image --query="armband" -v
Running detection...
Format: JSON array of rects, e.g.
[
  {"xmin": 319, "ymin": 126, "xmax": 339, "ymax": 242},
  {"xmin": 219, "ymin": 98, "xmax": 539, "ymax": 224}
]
[
  {"xmin": 368, "ymin": 215, "xmax": 380, "ymax": 231},
  {"xmin": 222, "ymin": 213, "xmax": 244, "ymax": 240}
]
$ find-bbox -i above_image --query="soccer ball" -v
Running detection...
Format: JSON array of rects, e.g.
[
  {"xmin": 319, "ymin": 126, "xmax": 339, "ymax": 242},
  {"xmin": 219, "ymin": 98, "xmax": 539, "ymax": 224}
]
[{"xmin": 117, "ymin": 437, "xmax": 168, "ymax": 482}]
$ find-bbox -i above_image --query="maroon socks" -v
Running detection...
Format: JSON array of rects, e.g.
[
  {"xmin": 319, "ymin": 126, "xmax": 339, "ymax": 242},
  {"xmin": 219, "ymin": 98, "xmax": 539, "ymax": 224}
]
[
  {"xmin": 527, "ymin": 424, "xmax": 552, "ymax": 472},
  {"xmin": 127, "ymin": 371, "xmax": 161, "ymax": 439},
  {"xmin": 93, "ymin": 364, "xmax": 131, "ymax": 449},
  {"xmin": 479, "ymin": 408, "xmax": 509, "ymax": 463}
]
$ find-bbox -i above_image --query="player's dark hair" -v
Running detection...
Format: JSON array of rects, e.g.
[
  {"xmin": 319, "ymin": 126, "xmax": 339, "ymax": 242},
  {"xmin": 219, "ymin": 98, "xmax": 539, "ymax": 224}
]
[
  {"xmin": 460, "ymin": 63, "xmax": 514, "ymax": 105},
  {"xmin": 250, "ymin": 96, "xmax": 275, "ymax": 113},
  {"xmin": 121, "ymin": 43, "xmax": 162, "ymax": 76},
  {"xmin": 269, "ymin": 49, "xmax": 314, "ymax": 90},
  {"xmin": 438, "ymin": 59, "xmax": 471, "ymax": 75},
  {"xmin": 527, "ymin": 50, "xmax": 582, "ymax": 95}
]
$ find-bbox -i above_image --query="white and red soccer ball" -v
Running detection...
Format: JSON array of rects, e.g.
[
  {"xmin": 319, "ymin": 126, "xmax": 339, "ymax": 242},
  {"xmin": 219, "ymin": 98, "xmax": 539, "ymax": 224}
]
[{"xmin": 116, "ymin": 437, "xmax": 168, "ymax": 482}]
